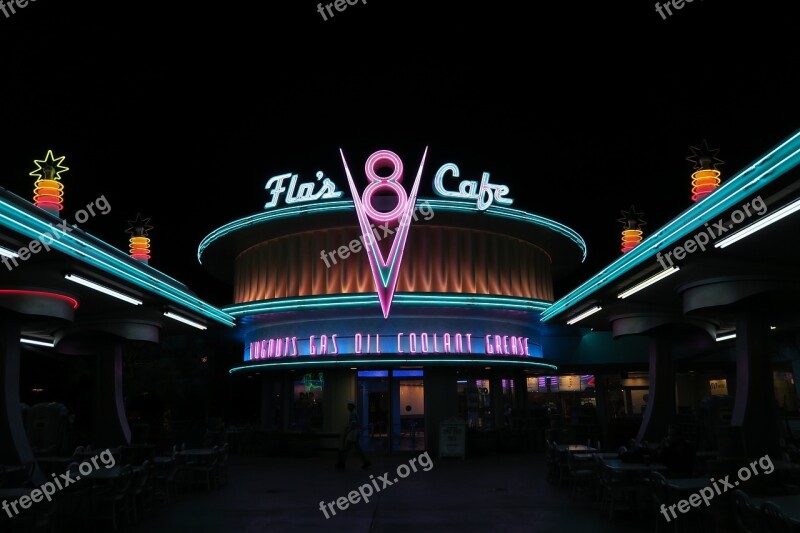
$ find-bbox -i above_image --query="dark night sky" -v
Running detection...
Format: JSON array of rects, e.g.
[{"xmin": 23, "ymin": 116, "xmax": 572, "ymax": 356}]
[{"xmin": 1, "ymin": 1, "xmax": 799, "ymax": 307}]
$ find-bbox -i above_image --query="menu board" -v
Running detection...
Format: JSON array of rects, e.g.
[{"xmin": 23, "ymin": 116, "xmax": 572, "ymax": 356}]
[
  {"xmin": 709, "ymin": 379, "xmax": 728, "ymax": 396},
  {"xmin": 439, "ymin": 418, "xmax": 466, "ymax": 459},
  {"xmin": 557, "ymin": 375, "xmax": 581, "ymax": 392}
]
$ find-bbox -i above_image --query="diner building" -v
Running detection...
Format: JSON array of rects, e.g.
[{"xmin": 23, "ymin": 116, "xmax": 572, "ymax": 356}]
[{"xmin": 198, "ymin": 147, "xmax": 650, "ymax": 454}]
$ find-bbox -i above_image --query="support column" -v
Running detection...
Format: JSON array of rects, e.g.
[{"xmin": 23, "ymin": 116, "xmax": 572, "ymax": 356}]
[
  {"xmin": 92, "ymin": 341, "xmax": 131, "ymax": 447},
  {"xmin": 731, "ymin": 312, "xmax": 781, "ymax": 458},
  {"xmin": 636, "ymin": 334, "xmax": 675, "ymax": 443},
  {"xmin": 594, "ymin": 373, "xmax": 610, "ymax": 448},
  {"xmin": 0, "ymin": 318, "xmax": 45, "ymax": 484}
]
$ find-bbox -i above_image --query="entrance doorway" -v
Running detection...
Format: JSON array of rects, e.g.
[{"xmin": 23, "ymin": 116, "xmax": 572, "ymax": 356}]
[
  {"xmin": 356, "ymin": 370, "xmax": 425, "ymax": 452},
  {"xmin": 393, "ymin": 372, "xmax": 425, "ymax": 451}
]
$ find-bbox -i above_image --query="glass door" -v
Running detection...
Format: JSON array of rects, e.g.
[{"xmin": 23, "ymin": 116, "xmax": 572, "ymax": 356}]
[
  {"xmin": 357, "ymin": 371, "xmax": 389, "ymax": 452},
  {"xmin": 392, "ymin": 370, "xmax": 425, "ymax": 451}
]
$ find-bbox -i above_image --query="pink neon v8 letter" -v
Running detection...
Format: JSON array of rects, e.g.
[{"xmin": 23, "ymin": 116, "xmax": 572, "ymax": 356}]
[{"xmin": 340, "ymin": 147, "xmax": 428, "ymax": 318}]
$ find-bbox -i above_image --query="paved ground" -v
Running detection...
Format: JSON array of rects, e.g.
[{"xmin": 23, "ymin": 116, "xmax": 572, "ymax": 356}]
[{"xmin": 127, "ymin": 450, "xmax": 668, "ymax": 533}]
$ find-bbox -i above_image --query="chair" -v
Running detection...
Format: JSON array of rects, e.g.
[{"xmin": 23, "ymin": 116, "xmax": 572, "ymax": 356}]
[
  {"xmin": 566, "ymin": 450, "xmax": 596, "ymax": 499},
  {"xmin": 188, "ymin": 447, "xmax": 219, "ymax": 491},
  {"xmin": 132, "ymin": 460, "xmax": 153, "ymax": 522},
  {"xmin": 215, "ymin": 442, "xmax": 229, "ymax": 487},
  {"xmin": 53, "ymin": 470, "xmax": 91, "ymax": 531},
  {"xmin": 552, "ymin": 444, "xmax": 571, "ymax": 488},
  {"xmin": 732, "ymin": 489, "xmax": 763, "ymax": 533},
  {"xmin": 649, "ymin": 471, "xmax": 678, "ymax": 533},
  {"xmin": 174, "ymin": 452, "xmax": 195, "ymax": 493},
  {"xmin": 89, "ymin": 465, "xmax": 133, "ymax": 531},
  {"xmin": 545, "ymin": 441, "xmax": 558, "ymax": 484},
  {"xmin": 153, "ymin": 457, "xmax": 178, "ymax": 504},
  {"xmin": 761, "ymin": 501, "xmax": 794, "ymax": 533},
  {"xmin": 597, "ymin": 457, "xmax": 642, "ymax": 519},
  {"xmin": 6, "ymin": 495, "xmax": 58, "ymax": 533}
]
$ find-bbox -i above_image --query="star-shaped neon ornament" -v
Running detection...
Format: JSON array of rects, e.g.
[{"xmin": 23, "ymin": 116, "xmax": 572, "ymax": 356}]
[
  {"xmin": 30, "ymin": 150, "xmax": 69, "ymax": 181},
  {"xmin": 618, "ymin": 205, "xmax": 647, "ymax": 230},
  {"xmin": 686, "ymin": 140, "xmax": 724, "ymax": 170},
  {"xmin": 125, "ymin": 213, "xmax": 154, "ymax": 237}
]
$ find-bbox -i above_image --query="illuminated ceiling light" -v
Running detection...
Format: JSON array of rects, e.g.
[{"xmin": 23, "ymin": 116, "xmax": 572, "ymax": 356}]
[
  {"xmin": 126, "ymin": 213, "xmax": 153, "ymax": 263},
  {"xmin": 715, "ymin": 196, "xmax": 800, "ymax": 248},
  {"xmin": 164, "ymin": 311, "xmax": 207, "ymax": 330},
  {"xmin": 617, "ymin": 266, "xmax": 680, "ymax": 299},
  {"xmin": 618, "ymin": 206, "xmax": 646, "ymax": 253},
  {"xmin": 716, "ymin": 332, "xmax": 736, "ymax": 342},
  {"xmin": 0, "ymin": 245, "xmax": 19, "ymax": 258},
  {"xmin": 64, "ymin": 274, "xmax": 143, "ymax": 305},
  {"xmin": 30, "ymin": 150, "xmax": 69, "ymax": 214},
  {"xmin": 770, "ymin": 326, "xmax": 777, "ymax": 330},
  {"xmin": 20, "ymin": 337, "xmax": 55, "ymax": 347},
  {"xmin": 566, "ymin": 305, "xmax": 602, "ymax": 325},
  {"xmin": 688, "ymin": 141, "xmax": 723, "ymax": 203}
]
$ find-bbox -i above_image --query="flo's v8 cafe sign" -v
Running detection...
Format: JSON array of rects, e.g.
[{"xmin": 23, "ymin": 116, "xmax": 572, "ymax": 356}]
[
  {"xmin": 262, "ymin": 147, "xmax": 516, "ymax": 319},
  {"xmin": 263, "ymin": 149, "xmax": 515, "ymax": 213}
]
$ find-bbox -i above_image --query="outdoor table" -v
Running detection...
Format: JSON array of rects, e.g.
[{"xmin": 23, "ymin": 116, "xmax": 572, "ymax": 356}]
[
  {"xmin": 601, "ymin": 458, "xmax": 669, "ymax": 478},
  {"xmin": 83, "ymin": 465, "xmax": 126, "ymax": 481},
  {"xmin": 35, "ymin": 456, "xmax": 74, "ymax": 476},
  {"xmin": 154, "ymin": 456, "xmax": 175, "ymax": 465},
  {"xmin": 179, "ymin": 448, "xmax": 216, "ymax": 458},
  {"xmin": 667, "ymin": 477, "xmax": 711, "ymax": 494},
  {"xmin": 554, "ymin": 444, "xmax": 597, "ymax": 453},
  {"xmin": 603, "ymin": 458, "xmax": 667, "ymax": 470},
  {"xmin": 0, "ymin": 487, "xmax": 30, "ymax": 499},
  {"xmin": 749, "ymin": 495, "xmax": 800, "ymax": 525}
]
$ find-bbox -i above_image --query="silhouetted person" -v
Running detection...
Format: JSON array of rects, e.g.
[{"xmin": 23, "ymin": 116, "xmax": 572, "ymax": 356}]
[
  {"xmin": 335, "ymin": 400, "xmax": 370, "ymax": 470},
  {"xmin": 657, "ymin": 425, "xmax": 695, "ymax": 477}
]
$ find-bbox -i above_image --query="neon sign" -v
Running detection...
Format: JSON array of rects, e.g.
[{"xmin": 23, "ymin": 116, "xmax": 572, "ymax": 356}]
[
  {"xmin": 264, "ymin": 171, "xmax": 343, "ymax": 209},
  {"xmin": 340, "ymin": 148, "xmax": 428, "ymax": 319},
  {"xmin": 432, "ymin": 163, "xmax": 513, "ymax": 211},
  {"xmin": 247, "ymin": 331, "xmax": 531, "ymax": 360},
  {"xmin": 256, "ymin": 147, "xmax": 519, "ymax": 318}
]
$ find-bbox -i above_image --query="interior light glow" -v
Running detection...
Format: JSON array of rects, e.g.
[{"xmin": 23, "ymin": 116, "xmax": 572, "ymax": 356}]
[
  {"xmin": 566, "ymin": 306, "xmax": 602, "ymax": 325},
  {"xmin": 164, "ymin": 311, "xmax": 207, "ymax": 330},
  {"xmin": 64, "ymin": 274, "xmax": 142, "ymax": 305},
  {"xmin": 617, "ymin": 267, "xmax": 680, "ymax": 299},
  {"xmin": 715, "ymin": 197, "xmax": 800, "ymax": 248}
]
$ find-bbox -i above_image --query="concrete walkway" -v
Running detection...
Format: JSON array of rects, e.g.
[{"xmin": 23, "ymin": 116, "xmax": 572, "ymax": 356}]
[{"xmin": 129, "ymin": 450, "xmax": 659, "ymax": 532}]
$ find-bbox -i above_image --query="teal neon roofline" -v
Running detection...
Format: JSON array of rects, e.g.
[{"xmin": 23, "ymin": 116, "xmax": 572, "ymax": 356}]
[
  {"xmin": 229, "ymin": 358, "xmax": 558, "ymax": 373},
  {"xmin": 541, "ymin": 128, "xmax": 800, "ymax": 323},
  {"xmin": 197, "ymin": 198, "xmax": 586, "ymax": 264},
  {"xmin": 222, "ymin": 293, "xmax": 552, "ymax": 316},
  {"xmin": 0, "ymin": 189, "xmax": 235, "ymax": 327}
]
